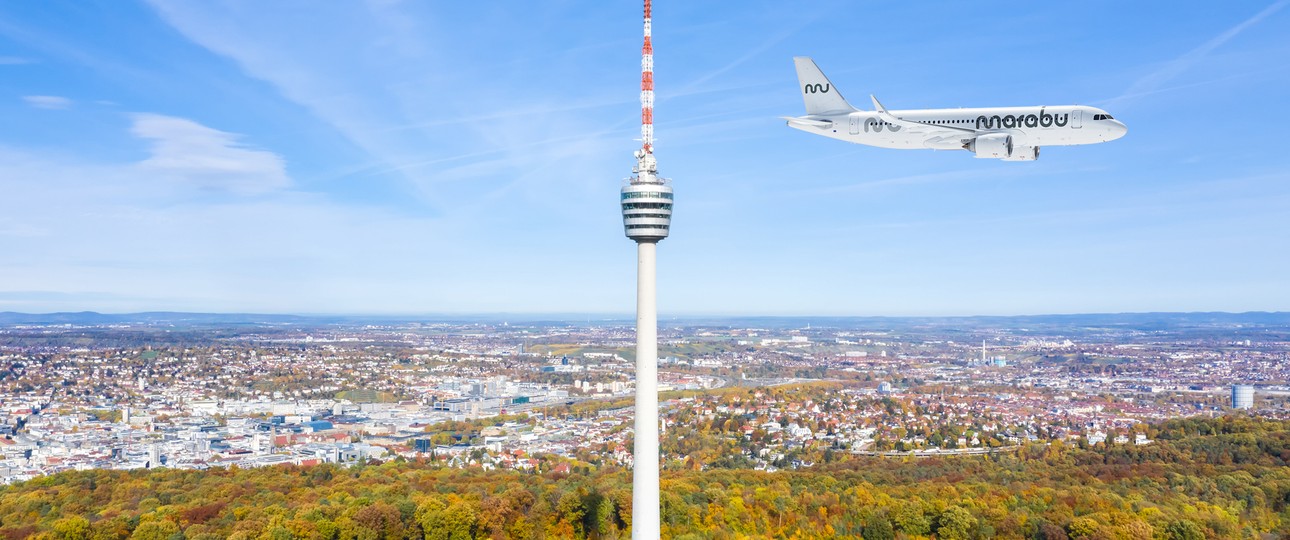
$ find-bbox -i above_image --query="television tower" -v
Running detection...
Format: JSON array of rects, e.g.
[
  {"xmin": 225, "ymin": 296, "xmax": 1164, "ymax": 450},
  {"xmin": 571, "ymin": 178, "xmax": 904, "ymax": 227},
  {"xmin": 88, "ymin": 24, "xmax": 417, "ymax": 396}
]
[{"xmin": 621, "ymin": 0, "xmax": 670, "ymax": 538}]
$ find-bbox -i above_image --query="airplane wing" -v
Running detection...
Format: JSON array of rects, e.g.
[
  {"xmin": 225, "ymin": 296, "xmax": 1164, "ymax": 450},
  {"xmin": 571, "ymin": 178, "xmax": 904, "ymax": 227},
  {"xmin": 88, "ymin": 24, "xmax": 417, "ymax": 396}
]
[
  {"xmin": 870, "ymin": 95, "xmax": 979, "ymax": 134},
  {"xmin": 922, "ymin": 134, "xmax": 970, "ymax": 150}
]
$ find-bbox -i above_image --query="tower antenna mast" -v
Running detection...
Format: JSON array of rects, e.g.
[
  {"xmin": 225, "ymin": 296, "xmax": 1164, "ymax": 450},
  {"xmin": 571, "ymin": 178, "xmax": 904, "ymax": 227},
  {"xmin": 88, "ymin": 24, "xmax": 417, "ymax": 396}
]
[{"xmin": 640, "ymin": 0, "xmax": 654, "ymax": 158}]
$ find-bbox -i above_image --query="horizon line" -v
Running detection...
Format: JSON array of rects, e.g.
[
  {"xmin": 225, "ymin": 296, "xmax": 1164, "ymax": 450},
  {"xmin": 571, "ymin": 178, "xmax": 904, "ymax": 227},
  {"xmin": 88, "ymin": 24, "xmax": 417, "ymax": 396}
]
[{"xmin": 2, "ymin": 309, "xmax": 1288, "ymax": 320}]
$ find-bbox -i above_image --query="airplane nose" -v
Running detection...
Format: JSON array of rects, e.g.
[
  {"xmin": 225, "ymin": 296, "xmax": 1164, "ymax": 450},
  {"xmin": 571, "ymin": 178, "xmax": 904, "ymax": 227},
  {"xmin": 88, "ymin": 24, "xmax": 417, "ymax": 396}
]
[{"xmin": 1110, "ymin": 120, "xmax": 1127, "ymax": 139}]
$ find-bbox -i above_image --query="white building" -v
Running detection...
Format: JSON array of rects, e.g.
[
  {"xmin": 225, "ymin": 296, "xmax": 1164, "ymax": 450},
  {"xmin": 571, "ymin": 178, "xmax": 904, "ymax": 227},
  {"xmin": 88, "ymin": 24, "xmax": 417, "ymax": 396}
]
[{"xmin": 1232, "ymin": 385, "xmax": 1255, "ymax": 409}]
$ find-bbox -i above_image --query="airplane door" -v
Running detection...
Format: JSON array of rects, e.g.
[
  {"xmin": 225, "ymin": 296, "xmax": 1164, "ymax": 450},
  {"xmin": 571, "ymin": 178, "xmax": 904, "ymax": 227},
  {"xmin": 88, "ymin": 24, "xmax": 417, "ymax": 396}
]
[
  {"xmin": 849, "ymin": 115, "xmax": 859, "ymax": 135},
  {"xmin": 1072, "ymin": 110, "xmax": 1082, "ymax": 129}
]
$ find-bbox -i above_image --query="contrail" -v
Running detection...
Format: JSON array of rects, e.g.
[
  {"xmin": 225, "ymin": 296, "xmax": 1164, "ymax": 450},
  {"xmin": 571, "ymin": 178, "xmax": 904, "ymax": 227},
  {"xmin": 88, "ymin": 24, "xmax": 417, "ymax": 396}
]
[{"xmin": 1106, "ymin": 0, "xmax": 1288, "ymax": 108}]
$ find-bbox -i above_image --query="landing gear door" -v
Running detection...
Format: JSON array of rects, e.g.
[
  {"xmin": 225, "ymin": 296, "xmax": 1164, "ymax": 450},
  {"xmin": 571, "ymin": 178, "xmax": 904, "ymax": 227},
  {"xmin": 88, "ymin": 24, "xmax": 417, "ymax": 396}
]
[
  {"xmin": 849, "ymin": 115, "xmax": 859, "ymax": 135},
  {"xmin": 1072, "ymin": 110, "xmax": 1082, "ymax": 129}
]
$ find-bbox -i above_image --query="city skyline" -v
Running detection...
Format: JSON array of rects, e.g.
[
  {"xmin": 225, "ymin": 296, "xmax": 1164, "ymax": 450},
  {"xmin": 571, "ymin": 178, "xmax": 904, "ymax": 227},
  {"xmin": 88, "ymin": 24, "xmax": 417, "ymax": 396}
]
[{"xmin": 2, "ymin": 1, "xmax": 1289, "ymax": 316}]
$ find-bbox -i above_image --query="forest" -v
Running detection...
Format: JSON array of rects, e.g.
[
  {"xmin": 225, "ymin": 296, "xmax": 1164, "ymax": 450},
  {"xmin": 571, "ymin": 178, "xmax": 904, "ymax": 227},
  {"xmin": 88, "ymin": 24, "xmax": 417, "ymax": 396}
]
[{"xmin": 0, "ymin": 415, "xmax": 1287, "ymax": 539}]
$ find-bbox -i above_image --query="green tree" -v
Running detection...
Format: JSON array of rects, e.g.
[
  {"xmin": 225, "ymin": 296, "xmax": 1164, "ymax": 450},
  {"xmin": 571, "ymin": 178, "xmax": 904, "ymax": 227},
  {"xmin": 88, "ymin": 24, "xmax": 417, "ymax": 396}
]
[
  {"xmin": 861, "ymin": 514, "xmax": 895, "ymax": 540},
  {"xmin": 128, "ymin": 520, "xmax": 179, "ymax": 540},
  {"xmin": 52, "ymin": 516, "xmax": 91, "ymax": 540},
  {"xmin": 892, "ymin": 503, "xmax": 930, "ymax": 536},
  {"xmin": 417, "ymin": 497, "xmax": 448, "ymax": 540},
  {"xmin": 1162, "ymin": 519, "xmax": 1205, "ymax": 540},
  {"xmin": 556, "ymin": 490, "xmax": 587, "ymax": 537},
  {"xmin": 440, "ymin": 501, "xmax": 478, "ymax": 540},
  {"xmin": 936, "ymin": 506, "xmax": 976, "ymax": 540},
  {"xmin": 1066, "ymin": 516, "xmax": 1099, "ymax": 539}
]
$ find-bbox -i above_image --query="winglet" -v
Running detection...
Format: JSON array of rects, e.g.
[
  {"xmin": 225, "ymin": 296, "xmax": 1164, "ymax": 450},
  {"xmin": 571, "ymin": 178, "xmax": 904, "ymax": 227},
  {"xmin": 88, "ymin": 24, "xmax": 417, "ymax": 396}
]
[
  {"xmin": 870, "ymin": 95, "xmax": 888, "ymax": 114},
  {"xmin": 868, "ymin": 94, "xmax": 980, "ymax": 134}
]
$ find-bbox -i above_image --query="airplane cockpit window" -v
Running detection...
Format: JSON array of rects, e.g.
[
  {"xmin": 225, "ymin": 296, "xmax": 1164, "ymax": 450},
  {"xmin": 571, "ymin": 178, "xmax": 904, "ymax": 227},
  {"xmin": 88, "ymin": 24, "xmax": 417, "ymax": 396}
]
[{"xmin": 1093, "ymin": 114, "xmax": 1115, "ymax": 121}]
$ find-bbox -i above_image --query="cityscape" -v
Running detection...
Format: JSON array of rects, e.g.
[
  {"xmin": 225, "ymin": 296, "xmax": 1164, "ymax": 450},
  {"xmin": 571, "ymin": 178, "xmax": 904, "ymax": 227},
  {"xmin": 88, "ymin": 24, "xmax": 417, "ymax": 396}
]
[
  {"xmin": 1, "ymin": 312, "xmax": 1284, "ymax": 484},
  {"xmin": 2, "ymin": 0, "xmax": 1289, "ymax": 538}
]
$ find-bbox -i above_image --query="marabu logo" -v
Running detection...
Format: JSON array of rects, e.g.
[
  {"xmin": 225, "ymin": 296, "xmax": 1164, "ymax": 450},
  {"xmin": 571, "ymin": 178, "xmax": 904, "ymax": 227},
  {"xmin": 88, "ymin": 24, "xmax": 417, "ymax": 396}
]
[
  {"xmin": 803, "ymin": 83, "xmax": 830, "ymax": 94},
  {"xmin": 864, "ymin": 119, "xmax": 902, "ymax": 133},
  {"xmin": 976, "ymin": 110, "xmax": 1069, "ymax": 129}
]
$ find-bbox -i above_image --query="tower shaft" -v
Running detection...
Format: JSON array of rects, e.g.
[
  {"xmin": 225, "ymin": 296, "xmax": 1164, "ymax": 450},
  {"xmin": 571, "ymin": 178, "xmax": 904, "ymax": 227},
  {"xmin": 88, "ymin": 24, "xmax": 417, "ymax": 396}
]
[{"xmin": 632, "ymin": 241, "xmax": 660, "ymax": 540}]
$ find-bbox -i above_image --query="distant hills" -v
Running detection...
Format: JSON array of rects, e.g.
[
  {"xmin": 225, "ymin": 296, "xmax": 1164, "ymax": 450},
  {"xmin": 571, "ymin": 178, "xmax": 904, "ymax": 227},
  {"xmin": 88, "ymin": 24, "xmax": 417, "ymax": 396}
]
[
  {"xmin": 0, "ymin": 311, "xmax": 325, "ymax": 326},
  {"xmin": 0, "ymin": 311, "xmax": 630, "ymax": 327},
  {"xmin": 1, "ymin": 310, "xmax": 1288, "ymax": 329}
]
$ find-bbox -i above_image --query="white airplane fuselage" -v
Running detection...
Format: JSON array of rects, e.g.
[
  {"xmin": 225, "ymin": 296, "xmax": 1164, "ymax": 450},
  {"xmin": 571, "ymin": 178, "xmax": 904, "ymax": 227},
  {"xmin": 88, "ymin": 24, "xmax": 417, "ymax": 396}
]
[
  {"xmin": 799, "ymin": 106, "xmax": 1124, "ymax": 148},
  {"xmin": 787, "ymin": 58, "xmax": 1127, "ymax": 160}
]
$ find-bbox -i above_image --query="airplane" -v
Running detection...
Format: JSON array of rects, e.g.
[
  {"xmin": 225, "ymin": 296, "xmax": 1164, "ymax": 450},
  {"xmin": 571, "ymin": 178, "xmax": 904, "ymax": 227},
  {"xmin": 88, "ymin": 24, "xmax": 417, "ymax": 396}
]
[{"xmin": 784, "ymin": 57, "xmax": 1126, "ymax": 160}]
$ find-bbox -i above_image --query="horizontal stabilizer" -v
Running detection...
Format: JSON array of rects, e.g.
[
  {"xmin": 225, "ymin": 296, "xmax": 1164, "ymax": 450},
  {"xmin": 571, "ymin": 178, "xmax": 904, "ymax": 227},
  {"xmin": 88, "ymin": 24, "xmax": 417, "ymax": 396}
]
[{"xmin": 782, "ymin": 116, "xmax": 832, "ymax": 129}]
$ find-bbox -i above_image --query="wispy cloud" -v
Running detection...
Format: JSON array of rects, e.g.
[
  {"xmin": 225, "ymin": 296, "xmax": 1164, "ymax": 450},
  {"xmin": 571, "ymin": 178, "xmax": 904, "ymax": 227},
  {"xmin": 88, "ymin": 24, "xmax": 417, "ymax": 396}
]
[
  {"xmin": 142, "ymin": 0, "xmax": 601, "ymax": 211},
  {"xmin": 0, "ymin": 17, "xmax": 168, "ymax": 89},
  {"xmin": 672, "ymin": 3, "xmax": 832, "ymax": 97},
  {"xmin": 1093, "ymin": 64, "xmax": 1290, "ymax": 106},
  {"xmin": 1107, "ymin": 0, "xmax": 1289, "ymax": 107},
  {"xmin": 131, "ymin": 113, "xmax": 290, "ymax": 195},
  {"xmin": 22, "ymin": 95, "xmax": 71, "ymax": 109},
  {"xmin": 0, "ymin": 55, "xmax": 35, "ymax": 65},
  {"xmin": 0, "ymin": 135, "xmax": 631, "ymax": 313},
  {"xmin": 674, "ymin": 26, "xmax": 801, "ymax": 95}
]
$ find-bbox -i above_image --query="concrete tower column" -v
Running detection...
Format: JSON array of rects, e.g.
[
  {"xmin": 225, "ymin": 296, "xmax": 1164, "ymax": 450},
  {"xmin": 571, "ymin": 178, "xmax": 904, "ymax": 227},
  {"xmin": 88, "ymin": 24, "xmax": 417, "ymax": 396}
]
[{"xmin": 632, "ymin": 240, "xmax": 660, "ymax": 539}]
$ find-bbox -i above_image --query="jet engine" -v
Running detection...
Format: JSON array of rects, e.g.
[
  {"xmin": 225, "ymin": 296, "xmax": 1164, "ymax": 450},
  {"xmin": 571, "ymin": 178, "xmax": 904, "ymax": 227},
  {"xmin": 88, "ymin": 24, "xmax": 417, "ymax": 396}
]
[
  {"xmin": 1003, "ymin": 145, "xmax": 1040, "ymax": 161},
  {"xmin": 967, "ymin": 133, "xmax": 1012, "ymax": 159}
]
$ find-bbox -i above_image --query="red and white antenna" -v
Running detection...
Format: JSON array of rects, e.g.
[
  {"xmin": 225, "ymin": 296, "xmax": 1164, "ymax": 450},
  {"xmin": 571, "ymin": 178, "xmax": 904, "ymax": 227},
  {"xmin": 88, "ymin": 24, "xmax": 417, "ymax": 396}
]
[{"xmin": 639, "ymin": 0, "xmax": 655, "ymax": 158}]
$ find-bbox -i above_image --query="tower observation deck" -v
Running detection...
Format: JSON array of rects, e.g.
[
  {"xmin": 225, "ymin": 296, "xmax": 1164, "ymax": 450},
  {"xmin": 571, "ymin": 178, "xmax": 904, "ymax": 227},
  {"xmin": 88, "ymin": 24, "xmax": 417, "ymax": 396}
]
[{"xmin": 621, "ymin": 152, "xmax": 672, "ymax": 242}]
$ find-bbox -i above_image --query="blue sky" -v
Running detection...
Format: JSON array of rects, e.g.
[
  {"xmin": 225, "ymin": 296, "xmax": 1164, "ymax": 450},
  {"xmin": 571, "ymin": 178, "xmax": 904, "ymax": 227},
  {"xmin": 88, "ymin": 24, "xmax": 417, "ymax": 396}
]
[{"xmin": 1, "ymin": 1, "xmax": 1288, "ymax": 316}]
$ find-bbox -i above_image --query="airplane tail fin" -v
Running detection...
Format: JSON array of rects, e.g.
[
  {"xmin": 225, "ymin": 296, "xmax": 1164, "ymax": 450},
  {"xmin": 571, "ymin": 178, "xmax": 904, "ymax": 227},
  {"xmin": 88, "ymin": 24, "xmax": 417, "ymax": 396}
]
[{"xmin": 793, "ymin": 57, "xmax": 856, "ymax": 115}]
